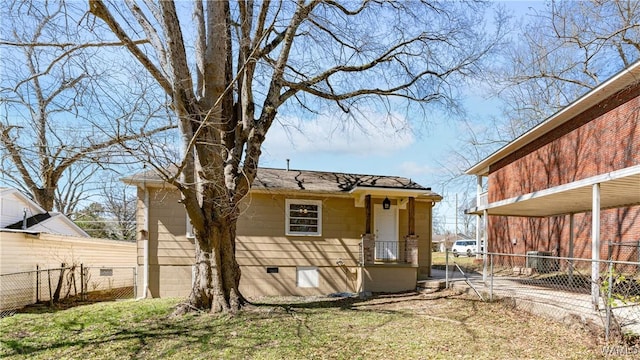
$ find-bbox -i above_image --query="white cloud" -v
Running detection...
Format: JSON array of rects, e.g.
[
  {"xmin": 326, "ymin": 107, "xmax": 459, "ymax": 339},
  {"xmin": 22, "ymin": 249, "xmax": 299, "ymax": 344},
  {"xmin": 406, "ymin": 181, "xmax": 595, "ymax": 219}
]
[
  {"xmin": 262, "ymin": 110, "xmax": 415, "ymax": 158},
  {"xmin": 396, "ymin": 161, "xmax": 440, "ymax": 178}
]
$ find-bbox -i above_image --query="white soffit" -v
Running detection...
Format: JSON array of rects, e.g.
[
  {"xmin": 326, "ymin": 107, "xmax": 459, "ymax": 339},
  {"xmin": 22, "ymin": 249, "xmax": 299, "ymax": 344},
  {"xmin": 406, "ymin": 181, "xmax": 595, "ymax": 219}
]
[{"xmin": 478, "ymin": 165, "xmax": 640, "ymax": 217}]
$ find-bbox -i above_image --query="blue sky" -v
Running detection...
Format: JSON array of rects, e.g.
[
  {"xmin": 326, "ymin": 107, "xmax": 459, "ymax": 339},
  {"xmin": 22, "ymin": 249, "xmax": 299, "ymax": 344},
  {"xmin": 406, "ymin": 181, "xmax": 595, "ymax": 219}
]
[
  {"xmin": 0, "ymin": 0, "xmax": 544, "ymax": 230},
  {"xmin": 260, "ymin": 1, "xmax": 545, "ymax": 232}
]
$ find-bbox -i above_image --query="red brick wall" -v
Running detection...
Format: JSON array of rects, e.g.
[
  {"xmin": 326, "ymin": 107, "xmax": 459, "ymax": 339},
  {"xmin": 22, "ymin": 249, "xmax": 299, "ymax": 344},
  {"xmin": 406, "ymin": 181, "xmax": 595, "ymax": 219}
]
[
  {"xmin": 486, "ymin": 84, "xmax": 640, "ymax": 260},
  {"xmin": 489, "ymin": 90, "xmax": 640, "ymax": 202},
  {"xmin": 489, "ymin": 208, "xmax": 640, "ymax": 261}
]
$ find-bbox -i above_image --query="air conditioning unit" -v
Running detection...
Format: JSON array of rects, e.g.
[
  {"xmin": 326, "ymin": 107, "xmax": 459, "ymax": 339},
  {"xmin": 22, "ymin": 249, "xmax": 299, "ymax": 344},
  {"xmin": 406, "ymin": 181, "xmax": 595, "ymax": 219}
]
[{"xmin": 526, "ymin": 251, "xmax": 558, "ymax": 273}]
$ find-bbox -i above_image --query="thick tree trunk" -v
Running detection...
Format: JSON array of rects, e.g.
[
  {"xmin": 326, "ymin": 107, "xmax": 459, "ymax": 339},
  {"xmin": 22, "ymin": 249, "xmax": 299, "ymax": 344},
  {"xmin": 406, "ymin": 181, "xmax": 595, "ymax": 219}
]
[
  {"xmin": 179, "ymin": 215, "xmax": 243, "ymax": 314},
  {"xmin": 33, "ymin": 187, "xmax": 55, "ymax": 212}
]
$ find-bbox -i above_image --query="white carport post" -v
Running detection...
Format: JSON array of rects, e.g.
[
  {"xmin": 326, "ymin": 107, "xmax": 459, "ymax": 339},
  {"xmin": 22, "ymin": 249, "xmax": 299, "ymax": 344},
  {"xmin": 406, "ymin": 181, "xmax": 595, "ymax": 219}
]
[
  {"xmin": 568, "ymin": 213, "xmax": 574, "ymax": 284},
  {"xmin": 591, "ymin": 183, "xmax": 601, "ymax": 307},
  {"xmin": 476, "ymin": 175, "xmax": 483, "ymax": 260},
  {"xmin": 482, "ymin": 209, "xmax": 488, "ymax": 282}
]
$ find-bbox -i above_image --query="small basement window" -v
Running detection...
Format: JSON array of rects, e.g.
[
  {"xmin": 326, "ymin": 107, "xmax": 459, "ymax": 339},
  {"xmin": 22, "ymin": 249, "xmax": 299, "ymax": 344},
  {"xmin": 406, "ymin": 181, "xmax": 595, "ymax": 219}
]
[
  {"xmin": 285, "ymin": 199, "xmax": 322, "ymax": 236},
  {"xmin": 296, "ymin": 266, "xmax": 319, "ymax": 288}
]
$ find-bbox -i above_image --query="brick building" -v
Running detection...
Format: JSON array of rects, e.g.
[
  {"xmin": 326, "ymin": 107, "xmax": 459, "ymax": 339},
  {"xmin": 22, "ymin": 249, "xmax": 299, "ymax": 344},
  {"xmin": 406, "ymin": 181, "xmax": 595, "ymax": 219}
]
[{"xmin": 465, "ymin": 60, "xmax": 640, "ymax": 291}]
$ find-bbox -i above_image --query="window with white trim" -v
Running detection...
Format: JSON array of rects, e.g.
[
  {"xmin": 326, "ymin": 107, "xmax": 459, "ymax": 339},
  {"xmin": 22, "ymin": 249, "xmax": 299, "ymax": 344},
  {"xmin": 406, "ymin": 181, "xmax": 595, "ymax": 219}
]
[{"xmin": 285, "ymin": 199, "xmax": 322, "ymax": 236}]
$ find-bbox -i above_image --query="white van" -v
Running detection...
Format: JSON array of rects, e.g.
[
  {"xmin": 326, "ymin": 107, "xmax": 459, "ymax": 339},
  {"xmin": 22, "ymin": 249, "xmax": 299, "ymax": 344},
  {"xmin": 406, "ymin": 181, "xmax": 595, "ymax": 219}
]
[{"xmin": 451, "ymin": 240, "xmax": 479, "ymax": 257}]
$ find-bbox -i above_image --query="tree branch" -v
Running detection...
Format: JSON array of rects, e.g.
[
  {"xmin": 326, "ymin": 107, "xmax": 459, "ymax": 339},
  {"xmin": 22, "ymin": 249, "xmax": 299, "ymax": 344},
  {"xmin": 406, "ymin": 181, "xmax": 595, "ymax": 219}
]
[{"xmin": 88, "ymin": 0, "xmax": 173, "ymax": 94}]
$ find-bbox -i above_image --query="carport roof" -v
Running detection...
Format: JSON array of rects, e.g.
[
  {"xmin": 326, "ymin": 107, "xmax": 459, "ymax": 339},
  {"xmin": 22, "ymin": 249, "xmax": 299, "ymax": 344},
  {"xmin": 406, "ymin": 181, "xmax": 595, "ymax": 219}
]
[{"xmin": 466, "ymin": 165, "xmax": 640, "ymax": 217}]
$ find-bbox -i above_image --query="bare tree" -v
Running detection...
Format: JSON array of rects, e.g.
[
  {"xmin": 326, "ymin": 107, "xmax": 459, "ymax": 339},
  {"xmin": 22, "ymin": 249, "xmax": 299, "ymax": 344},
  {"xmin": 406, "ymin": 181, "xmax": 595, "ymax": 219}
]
[
  {"xmin": 491, "ymin": 0, "xmax": 640, "ymax": 138},
  {"xmin": 100, "ymin": 180, "xmax": 136, "ymax": 241},
  {"xmin": 438, "ymin": 0, "xmax": 640, "ymax": 214},
  {"xmin": 72, "ymin": 180, "xmax": 136, "ymax": 240},
  {"xmin": 73, "ymin": 202, "xmax": 110, "ymax": 239},
  {"xmin": 0, "ymin": 0, "xmax": 175, "ymax": 214},
  {"xmin": 89, "ymin": 0, "xmax": 505, "ymax": 314}
]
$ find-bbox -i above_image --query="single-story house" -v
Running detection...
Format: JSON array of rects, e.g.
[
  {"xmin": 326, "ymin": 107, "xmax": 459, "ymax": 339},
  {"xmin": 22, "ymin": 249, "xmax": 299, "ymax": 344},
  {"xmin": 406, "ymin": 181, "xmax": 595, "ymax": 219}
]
[
  {"xmin": 0, "ymin": 188, "xmax": 137, "ymax": 311},
  {"xmin": 123, "ymin": 168, "xmax": 442, "ymax": 298},
  {"xmin": 465, "ymin": 60, "xmax": 640, "ymax": 303},
  {"xmin": 1, "ymin": 187, "xmax": 89, "ymax": 237}
]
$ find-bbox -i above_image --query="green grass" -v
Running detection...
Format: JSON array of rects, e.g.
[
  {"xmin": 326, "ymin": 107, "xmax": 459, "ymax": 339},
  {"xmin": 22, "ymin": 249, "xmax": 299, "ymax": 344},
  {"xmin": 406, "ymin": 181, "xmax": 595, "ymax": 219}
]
[
  {"xmin": 0, "ymin": 292, "xmax": 605, "ymax": 359},
  {"xmin": 432, "ymin": 251, "xmax": 482, "ymax": 271}
]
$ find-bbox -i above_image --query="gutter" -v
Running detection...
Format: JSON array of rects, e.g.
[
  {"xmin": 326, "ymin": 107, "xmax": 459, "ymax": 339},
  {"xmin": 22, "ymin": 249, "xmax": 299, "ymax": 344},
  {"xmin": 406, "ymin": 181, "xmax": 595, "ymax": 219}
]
[{"xmin": 137, "ymin": 186, "xmax": 150, "ymax": 300}]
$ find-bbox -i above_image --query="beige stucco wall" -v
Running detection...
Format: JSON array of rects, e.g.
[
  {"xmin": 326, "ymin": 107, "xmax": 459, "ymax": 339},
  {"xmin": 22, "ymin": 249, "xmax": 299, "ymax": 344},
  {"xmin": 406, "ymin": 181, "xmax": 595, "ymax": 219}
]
[
  {"xmin": 140, "ymin": 188, "xmax": 435, "ymax": 298},
  {"xmin": 358, "ymin": 266, "xmax": 418, "ymax": 293}
]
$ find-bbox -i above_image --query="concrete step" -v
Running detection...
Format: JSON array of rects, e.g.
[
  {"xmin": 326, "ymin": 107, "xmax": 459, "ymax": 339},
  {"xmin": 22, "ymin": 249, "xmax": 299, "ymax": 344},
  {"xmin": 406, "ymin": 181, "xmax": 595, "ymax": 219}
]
[{"xmin": 417, "ymin": 278, "xmax": 445, "ymax": 291}]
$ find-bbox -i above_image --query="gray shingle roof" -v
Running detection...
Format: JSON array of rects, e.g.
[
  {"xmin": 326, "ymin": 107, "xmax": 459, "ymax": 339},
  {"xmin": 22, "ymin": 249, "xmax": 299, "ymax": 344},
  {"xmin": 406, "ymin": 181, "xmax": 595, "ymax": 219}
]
[
  {"xmin": 123, "ymin": 167, "xmax": 440, "ymax": 197},
  {"xmin": 254, "ymin": 167, "xmax": 429, "ymax": 192}
]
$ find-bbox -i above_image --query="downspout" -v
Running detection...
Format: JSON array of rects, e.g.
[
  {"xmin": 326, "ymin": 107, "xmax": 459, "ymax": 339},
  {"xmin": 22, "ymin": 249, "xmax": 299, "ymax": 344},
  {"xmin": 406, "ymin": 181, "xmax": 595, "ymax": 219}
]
[{"xmin": 138, "ymin": 186, "xmax": 150, "ymax": 300}]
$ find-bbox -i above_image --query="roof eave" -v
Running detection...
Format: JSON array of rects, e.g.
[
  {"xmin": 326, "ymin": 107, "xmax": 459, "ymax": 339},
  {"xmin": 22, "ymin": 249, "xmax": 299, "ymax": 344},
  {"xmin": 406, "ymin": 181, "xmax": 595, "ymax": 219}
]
[
  {"xmin": 349, "ymin": 186, "xmax": 442, "ymax": 201},
  {"xmin": 120, "ymin": 176, "xmax": 169, "ymax": 188}
]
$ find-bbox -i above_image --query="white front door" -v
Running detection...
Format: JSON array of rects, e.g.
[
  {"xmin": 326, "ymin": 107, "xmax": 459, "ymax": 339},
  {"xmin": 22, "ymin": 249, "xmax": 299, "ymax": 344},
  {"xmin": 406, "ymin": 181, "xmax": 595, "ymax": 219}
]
[{"xmin": 374, "ymin": 204, "xmax": 399, "ymax": 260}]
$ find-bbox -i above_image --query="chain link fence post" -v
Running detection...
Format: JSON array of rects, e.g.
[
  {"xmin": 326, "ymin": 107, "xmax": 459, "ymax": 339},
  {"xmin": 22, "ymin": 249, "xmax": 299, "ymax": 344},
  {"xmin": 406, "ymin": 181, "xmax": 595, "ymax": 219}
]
[
  {"xmin": 445, "ymin": 248, "xmax": 449, "ymax": 289},
  {"xmin": 133, "ymin": 266, "xmax": 138, "ymax": 300},
  {"xmin": 35, "ymin": 265, "xmax": 39, "ymax": 303},
  {"xmin": 489, "ymin": 253, "xmax": 494, "ymax": 302},
  {"xmin": 605, "ymin": 259, "xmax": 613, "ymax": 343}
]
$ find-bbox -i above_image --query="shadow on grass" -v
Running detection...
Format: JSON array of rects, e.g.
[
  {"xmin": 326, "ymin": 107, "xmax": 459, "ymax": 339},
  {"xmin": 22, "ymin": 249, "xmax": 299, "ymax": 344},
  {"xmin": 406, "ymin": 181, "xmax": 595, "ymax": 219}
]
[
  {"xmin": 6, "ymin": 288, "xmax": 134, "ymax": 316},
  {"xmin": 247, "ymin": 290, "xmax": 461, "ymax": 311},
  {"xmin": 1, "ymin": 291, "xmax": 487, "ymax": 359},
  {"xmin": 2, "ymin": 308, "xmax": 294, "ymax": 358}
]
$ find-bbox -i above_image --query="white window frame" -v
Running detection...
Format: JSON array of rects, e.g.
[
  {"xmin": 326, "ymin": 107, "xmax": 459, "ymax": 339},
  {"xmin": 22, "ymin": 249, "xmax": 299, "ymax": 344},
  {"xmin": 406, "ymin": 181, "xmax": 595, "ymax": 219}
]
[{"xmin": 285, "ymin": 199, "xmax": 322, "ymax": 236}]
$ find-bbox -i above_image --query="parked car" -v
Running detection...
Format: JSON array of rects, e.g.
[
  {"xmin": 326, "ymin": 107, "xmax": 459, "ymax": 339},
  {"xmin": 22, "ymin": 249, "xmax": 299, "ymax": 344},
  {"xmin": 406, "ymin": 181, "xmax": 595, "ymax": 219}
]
[{"xmin": 451, "ymin": 240, "xmax": 481, "ymax": 257}]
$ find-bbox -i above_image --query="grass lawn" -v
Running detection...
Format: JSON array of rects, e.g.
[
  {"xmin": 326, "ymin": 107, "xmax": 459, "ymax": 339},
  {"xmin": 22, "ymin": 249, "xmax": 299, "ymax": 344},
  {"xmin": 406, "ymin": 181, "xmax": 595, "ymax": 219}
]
[
  {"xmin": 432, "ymin": 251, "xmax": 482, "ymax": 271},
  {"xmin": 0, "ymin": 291, "xmax": 605, "ymax": 359}
]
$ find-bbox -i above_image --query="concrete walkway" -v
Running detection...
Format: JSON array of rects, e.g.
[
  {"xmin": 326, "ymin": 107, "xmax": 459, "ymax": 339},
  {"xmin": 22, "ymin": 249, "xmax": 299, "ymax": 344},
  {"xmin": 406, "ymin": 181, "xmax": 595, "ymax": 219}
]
[{"xmin": 424, "ymin": 267, "xmax": 640, "ymax": 337}]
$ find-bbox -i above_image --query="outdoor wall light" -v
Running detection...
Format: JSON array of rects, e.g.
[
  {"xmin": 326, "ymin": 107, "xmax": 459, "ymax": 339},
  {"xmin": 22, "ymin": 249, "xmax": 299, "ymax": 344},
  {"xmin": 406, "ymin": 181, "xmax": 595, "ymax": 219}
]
[
  {"xmin": 512, "ymin": 238, "xmax": 517, "ymax": 246},
  {"xmin": 382, "ymin": 197, "xmax": 391, "ymax": 210}
]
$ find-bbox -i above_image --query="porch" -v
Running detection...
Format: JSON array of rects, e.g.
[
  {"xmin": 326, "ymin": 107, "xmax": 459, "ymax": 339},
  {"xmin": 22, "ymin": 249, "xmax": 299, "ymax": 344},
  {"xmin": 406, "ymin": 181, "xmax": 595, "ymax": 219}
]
[{"xmin": 353, "ymin": 192, "xmax": 428, "ymax": 293}]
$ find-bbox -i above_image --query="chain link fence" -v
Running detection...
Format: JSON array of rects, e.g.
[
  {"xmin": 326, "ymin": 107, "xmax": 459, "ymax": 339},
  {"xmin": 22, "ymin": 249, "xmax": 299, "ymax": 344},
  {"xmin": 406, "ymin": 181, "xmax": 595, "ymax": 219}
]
[
  {"xmin": 0, "ymin": 265, "xmax": 137, "ymax": 318},
  {"xmin": 444, "ymin": 250, "xmax": 640, "ymax": 342}
]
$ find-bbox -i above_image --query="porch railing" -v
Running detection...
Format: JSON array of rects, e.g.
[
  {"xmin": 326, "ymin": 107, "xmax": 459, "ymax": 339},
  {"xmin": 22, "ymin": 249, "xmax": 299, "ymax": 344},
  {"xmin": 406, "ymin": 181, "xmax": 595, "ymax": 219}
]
[
  {"xmin": 375, "ymin": 240, "xmax": 407, "ymax": 262},
  {"xmin": 360, "ymin": 235, "xmax": 417, "ymax": 265}
]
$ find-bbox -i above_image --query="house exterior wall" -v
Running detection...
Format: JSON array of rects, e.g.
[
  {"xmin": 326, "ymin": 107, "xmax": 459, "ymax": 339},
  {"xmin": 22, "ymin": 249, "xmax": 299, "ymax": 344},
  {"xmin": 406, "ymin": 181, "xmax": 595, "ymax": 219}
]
[
  {"xmin": 29, "ymin": 217, "xmax": 86, "ymax": 237},
  {"xmin": 359, "ymin": 266, "xmax": 417, "ymax": 293},
  {"xmin": 0, "ymin": 231, "xmax": 136, "ymax": 274},
  {"xmin": 0, "ymin": 231, "xmax": 136, "ymax": 311},
  {"xmin": 138, "ymin": 188, "xmax": 434, "ymax": 298},
  {"xmin": 486, "ymin": 85, "xmax": 640, "ymax": 260},
  {"xmin": 0, "ymin": 190, "xmax": 43, "ymax": 227}
]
